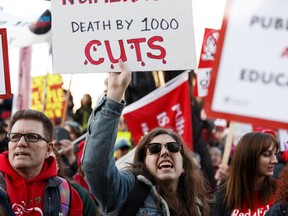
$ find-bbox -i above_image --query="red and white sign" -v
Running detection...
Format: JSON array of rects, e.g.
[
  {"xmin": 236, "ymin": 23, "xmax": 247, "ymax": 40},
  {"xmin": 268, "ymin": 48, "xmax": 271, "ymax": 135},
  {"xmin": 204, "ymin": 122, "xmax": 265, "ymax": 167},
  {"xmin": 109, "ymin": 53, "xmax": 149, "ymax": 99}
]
[
  {"xmin": 15, "ymin": 47, "xmax": 32, "ymax": 110},
  {"xmin": 194, "ymin": 28, "xmax": 220, "ymax": 97},
  {"xmin": 198, "ymin": 28, "xmax": 220, "ymax": 69},
  {"xmin": 205, "ymin": 0, "xmax": 288, "ymax": 129},
  {"xmin": 51, "ymin": 0, "xmax": 197, "ymax": 73},
  {"xmin": 123, "ymin": 72, "xmax": 193, "ymax": 150},
  {"xmin": 194, "ymin": 68, "xmax": 212, "ymax": 98},
  {"xmin": 0, "ymin": 28, "xmax": 11, "ymax": 99}
]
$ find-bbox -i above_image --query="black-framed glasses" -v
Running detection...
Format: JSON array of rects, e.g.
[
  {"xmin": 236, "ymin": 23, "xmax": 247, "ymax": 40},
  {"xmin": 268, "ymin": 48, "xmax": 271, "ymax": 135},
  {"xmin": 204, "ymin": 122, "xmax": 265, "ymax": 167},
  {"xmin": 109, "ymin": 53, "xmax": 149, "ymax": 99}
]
[
  {"xmin": 146, "ymin": 142, "xmax": 182, "ymax": 154},
  {"xmin": 7, "ymin": 133, "xmax": 49, "ymax": 143}
]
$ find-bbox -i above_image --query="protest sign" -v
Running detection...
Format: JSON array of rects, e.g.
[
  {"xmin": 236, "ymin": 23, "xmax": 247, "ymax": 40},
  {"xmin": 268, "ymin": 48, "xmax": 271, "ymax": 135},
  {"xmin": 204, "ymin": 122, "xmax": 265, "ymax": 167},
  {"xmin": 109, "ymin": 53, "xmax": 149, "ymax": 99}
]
[
  {"xmin": 0, "ymin": 28, "xmax": 11, "ymax": 99},
  {"xmin": 279, "ymin": 129, "xmax": 288, "ymax": 151},
  {"xmin": 194, "ymin": 68, "xmax": 211, "ymax": 98},
  {"xmin": 123, "ymin": 72, "xmax": 193, "ymax": 150},
  {"xmin": 32, "ymin": 74, "xmax": 64, "ymax": 120},
  {"xmin": 14, "ymin": 47, "xmax": 32, "ymax": 111},
  {"xmin": 198, "ymin": 28, "xmax": 220, "ymax": 69},
  {"xmin": 194, "ymin": 28, "xmax": 219, "ymax": 97},
  {"xmin": 205, "ymin": 0, "xmax": 288, "ymax": 129},
  {"xmin": 51, "ymin": 0, "xmax": 197, "ymax": 73}
]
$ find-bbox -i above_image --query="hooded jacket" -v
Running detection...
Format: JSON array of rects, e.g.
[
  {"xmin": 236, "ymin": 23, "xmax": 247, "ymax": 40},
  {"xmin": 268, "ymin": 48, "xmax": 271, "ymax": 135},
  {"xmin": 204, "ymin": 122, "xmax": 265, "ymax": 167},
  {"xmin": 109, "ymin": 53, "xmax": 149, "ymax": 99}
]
[{"xmin": 0, "ymin": 151, "xmax": 83, "ymax": 216}]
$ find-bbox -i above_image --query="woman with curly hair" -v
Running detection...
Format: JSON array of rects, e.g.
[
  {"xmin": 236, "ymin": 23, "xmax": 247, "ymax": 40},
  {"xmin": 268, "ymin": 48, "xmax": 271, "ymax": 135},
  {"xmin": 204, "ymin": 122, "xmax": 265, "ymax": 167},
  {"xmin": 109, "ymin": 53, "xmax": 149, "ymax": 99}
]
[
  {"xmin": 210, "ymin": 132, "xmax": 279, "ymax": 216},
  {"xmin": 82, "ymin": 61, "xmax": 210, "ymax": 216},
  {"xmin": 266, "ymin": 163, "xmax": 288, "ymax": 215}
]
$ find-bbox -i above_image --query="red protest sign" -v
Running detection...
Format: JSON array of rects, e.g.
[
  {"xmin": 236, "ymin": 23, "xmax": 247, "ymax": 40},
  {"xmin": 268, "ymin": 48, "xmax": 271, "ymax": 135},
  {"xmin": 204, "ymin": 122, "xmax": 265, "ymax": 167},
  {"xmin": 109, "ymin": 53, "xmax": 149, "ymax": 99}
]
[
  {"xmin": 0, "ymin": 28, "xmax": 11, "ymax": 99},
  {"xmin": 198, "ymin": 28, "xmax": 220, "ymax": 69},
  {"xmin": 194, "ymin": 28, "xmax": 219, "ymax": 98},
  {"xmin": 123, "ymin": 72, "xmax": 193, "ymax": 150}
]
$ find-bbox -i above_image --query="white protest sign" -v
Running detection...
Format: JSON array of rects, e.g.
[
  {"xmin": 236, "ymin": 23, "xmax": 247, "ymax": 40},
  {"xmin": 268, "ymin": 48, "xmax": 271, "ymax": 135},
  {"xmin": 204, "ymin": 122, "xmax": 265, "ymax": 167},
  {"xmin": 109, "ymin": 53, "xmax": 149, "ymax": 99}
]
[
  {"xmin": 205, "ymin": 0, "xmax": 288, "ymax": 129},
  {"xmin": 233, "ymin": 122, "xmax": 253, "ymax": 146},
  {"xmin": 51, "ymin": 0, "xmax": 197, "ymax": 73},
  {"xmin": 279, "ymin": 129, "xmax": 288, "ymax": 151},
  {"xmin": 195, "ymin": 68, "xmax": 211, "ymax": 97}
]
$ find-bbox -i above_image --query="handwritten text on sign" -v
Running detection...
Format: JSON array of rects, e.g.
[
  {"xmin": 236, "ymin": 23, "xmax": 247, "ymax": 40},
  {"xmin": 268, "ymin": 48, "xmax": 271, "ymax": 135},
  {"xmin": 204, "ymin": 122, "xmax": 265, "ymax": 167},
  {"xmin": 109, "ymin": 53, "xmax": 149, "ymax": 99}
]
[{"xmin": 52, "ymin": 0, "xmax": 196, "ymax": 73}]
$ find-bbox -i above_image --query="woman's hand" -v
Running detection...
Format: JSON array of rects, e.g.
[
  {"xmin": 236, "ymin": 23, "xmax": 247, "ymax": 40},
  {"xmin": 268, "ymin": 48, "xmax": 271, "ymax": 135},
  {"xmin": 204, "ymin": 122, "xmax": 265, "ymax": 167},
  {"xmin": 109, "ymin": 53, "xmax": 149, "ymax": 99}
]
[{"xmin": 107, "ymin": 60, "xmax": 132, "ymax": 103}]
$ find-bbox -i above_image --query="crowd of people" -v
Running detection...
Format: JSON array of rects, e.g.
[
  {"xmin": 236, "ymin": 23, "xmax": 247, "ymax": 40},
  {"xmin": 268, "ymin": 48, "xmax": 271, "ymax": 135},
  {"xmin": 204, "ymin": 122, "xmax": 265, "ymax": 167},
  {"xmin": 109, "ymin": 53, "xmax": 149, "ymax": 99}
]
[{"xmin": 0, "ymin": 62, "xmax": 288, "ymax": 215}]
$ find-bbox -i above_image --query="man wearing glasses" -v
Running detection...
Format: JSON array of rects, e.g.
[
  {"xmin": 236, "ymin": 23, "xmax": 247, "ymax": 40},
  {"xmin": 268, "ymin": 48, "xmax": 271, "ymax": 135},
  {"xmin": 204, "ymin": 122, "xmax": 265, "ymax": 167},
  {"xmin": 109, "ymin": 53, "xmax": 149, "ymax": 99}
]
[{"xmin": 0, "ymin": 109, "xmax": 83, "ymax": 216}]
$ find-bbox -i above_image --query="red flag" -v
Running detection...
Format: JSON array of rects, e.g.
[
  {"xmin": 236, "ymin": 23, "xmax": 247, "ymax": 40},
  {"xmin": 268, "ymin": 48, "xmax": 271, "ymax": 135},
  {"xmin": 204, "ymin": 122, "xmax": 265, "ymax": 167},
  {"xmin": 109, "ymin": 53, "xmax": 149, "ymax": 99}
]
[{"xmin": 123, "ymin": 72, "xmax": 193, "ymax": 150}]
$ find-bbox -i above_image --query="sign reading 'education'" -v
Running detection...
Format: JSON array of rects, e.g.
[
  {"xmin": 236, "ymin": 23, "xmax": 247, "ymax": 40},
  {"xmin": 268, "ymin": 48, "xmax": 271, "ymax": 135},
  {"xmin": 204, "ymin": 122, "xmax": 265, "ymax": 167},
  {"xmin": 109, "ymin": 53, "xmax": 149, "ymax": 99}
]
[{"xmin": 205, "ymin": 0, "xmax": 288, "ymax": 129}]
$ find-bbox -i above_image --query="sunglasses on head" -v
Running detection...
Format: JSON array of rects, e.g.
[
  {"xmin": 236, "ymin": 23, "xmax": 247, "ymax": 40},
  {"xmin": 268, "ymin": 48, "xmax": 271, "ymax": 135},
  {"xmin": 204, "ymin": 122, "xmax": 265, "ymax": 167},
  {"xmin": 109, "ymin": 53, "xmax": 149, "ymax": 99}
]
[{"xmin": 146, "ymin": 142, "xmax": 182, "ymax": 154}]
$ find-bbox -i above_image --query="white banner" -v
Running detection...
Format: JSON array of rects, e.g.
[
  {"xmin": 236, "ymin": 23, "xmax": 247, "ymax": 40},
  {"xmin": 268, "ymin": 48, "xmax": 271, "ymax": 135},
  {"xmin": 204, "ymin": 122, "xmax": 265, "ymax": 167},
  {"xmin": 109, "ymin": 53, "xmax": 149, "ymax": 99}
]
[
  {"xmin": 52, "ymin": 0, "xmax": 197, "ymax": 73},
  {"xmin": 206, "ymin": 0, "xmax": 288, "ymax": 129}
]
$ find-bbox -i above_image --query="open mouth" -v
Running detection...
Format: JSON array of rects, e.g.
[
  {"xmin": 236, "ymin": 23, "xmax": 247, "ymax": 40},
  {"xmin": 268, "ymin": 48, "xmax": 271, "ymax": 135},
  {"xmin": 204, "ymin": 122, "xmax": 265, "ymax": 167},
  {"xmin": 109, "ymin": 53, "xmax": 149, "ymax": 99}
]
[
  {"xmin": 158, "ymin": 161, "xmax": 173, "ymax": 169},
  {"xmin": 15, "ymin": 152, "xmax": 29, "ymax": 157}
]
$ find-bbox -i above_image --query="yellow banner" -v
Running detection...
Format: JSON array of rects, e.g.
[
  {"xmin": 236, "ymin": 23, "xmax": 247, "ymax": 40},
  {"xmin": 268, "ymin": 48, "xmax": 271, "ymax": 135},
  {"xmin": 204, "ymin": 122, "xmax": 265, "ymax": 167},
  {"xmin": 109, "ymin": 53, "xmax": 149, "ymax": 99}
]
[{"xmin": 32, "ymin": 74, "xmax": 64, "ymax": 119}]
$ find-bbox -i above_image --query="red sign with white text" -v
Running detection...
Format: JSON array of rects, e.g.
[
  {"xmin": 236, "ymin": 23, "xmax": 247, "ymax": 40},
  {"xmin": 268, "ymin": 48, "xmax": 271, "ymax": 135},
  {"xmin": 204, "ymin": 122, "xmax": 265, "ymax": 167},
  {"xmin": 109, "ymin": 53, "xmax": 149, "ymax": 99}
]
[{"xmin": 123, "ymin": 72, "xmax": 193, "ymax": 150}]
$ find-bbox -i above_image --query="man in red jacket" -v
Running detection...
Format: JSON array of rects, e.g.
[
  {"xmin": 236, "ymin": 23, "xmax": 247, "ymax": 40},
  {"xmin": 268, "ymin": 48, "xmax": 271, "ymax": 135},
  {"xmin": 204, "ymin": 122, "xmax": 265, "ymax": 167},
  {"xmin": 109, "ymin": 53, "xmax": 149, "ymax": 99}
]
[{"xmin": 0, "ymin": 109, "xmax": 83, "ymax": 216}]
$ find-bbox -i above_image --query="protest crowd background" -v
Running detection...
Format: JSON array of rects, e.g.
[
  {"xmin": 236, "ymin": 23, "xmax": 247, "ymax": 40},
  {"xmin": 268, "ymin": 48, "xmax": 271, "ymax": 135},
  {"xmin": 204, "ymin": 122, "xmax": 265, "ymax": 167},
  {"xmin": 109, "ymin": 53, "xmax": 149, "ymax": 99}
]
[{"xmin": 0, "ymin": 0, "xmax": 288, "ymax": 215}]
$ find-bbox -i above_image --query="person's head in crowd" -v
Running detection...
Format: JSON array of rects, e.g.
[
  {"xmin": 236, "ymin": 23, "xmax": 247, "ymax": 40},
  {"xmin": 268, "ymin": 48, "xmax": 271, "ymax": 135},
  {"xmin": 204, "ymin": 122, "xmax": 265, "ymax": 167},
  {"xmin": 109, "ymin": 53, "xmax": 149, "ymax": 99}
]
[
  {"xmin": 0, "ymin": 118, "xmax": 8, "ymax": 137},
  {"xmin": 54, "ymin": 126, "xmax": 71, "ymax": 146},
  {"xmin": 254, "ymin": 126, "xmax": 278, "ymax": 138},
  {"xmin": 7, "ymin": 109, "xmax": 54, "ymax": 178},
  {"xmin": 50, "ymin": 147, "xmax": 67, "ymax": 177},
  {"xmin": 114, "ymin": 138, "xmax": 130, "ymax": 160},
  {"xmin": 129, "ymin": 127, "xmax": 210, "ymax": 215},
  {"xmin": 1, "ymin": 111, "xmax": 11, "ymax": 132},
  {"xmin": 209, "ymin": 146, "xmax": 222, "ymax": 170},
  {"xmin": 0, "ymin": 118, "xmax": 9, "ymax": 154},
  {"xmin": 226, "ymin": 132, "xmax": 279, "ymax": 210},
  {"xmin": 0, "ymin": 110, "xmax": 84, "ymax": 215},
  {"xmin": 64, "ymin": 121, "xmax": 83, "ymax": 141},
  {"xmin": 81, "ymin": 94, "xmax": 92, "ymax": 108}
]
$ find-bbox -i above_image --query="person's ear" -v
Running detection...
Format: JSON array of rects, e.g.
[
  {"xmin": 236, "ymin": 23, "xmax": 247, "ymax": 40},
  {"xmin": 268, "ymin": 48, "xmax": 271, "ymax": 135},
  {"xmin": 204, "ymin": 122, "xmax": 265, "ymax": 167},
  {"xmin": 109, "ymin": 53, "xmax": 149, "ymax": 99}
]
[{"xmin": 45, "ymin": 143, "xmax": 54, "ymax": 158}]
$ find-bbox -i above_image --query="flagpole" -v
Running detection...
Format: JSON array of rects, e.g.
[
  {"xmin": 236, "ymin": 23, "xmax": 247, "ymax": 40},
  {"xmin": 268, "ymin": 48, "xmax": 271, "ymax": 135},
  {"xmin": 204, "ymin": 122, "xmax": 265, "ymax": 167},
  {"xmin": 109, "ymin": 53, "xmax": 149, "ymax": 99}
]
[
  {"xmin": 217, "ymin": 121, "xmax": 235, "ymax": 186},
  {"xmin": 41, "ymin": 73, "xmax": 48, "ymax": 113},
  {"xmin": 61, "ymin": 74, "xmax": 73, "ymax": 126},
  {"xmin": 41, "ymin": 46, "xmax": 52, "ymax": 113}
]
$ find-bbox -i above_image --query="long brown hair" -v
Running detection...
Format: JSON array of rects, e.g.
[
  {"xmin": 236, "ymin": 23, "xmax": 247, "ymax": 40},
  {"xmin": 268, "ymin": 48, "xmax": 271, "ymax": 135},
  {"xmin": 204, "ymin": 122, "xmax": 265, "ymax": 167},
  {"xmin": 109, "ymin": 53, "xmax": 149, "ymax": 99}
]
[
  {"xmin": 226, "ymin": 132, "xmax": 279, "ymax": 209},
  {"xmin": 128, "ymin": 127, "xmax": 210, "ymax": 216}
]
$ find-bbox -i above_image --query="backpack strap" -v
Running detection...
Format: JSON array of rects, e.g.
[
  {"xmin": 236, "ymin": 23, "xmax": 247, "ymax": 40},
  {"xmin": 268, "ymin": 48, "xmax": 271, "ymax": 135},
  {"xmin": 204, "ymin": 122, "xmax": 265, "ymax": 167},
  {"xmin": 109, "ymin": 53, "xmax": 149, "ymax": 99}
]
[
  {"xmin": 119, "ymin": 177, "xmax": 150, "ymax": 216},
  {"xmin": 57, "ymin": 177, "xmax": 71, "ymax": 216}
]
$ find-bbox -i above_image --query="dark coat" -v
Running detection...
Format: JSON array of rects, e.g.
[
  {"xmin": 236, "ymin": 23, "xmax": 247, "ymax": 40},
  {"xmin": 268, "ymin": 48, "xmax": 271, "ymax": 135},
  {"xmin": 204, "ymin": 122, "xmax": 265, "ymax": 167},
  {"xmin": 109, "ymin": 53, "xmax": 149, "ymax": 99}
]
[{"xmin": 265, "ymin": 202, "xmax": 288, "ymax": 216}]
